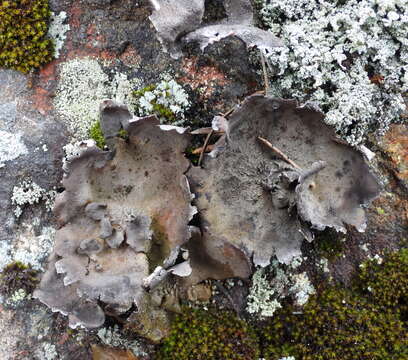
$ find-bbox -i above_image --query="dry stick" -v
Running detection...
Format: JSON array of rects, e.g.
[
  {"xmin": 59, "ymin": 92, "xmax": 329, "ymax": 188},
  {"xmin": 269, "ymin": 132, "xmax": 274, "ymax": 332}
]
[
  {"xmin": 220, "ymin": 106, "xmax": 235, "ymax": 118},
  {"xmin": 260, "ymin": 49, "xmax": 270, "ymax": 93},
  {"xmin": 258, "ymin": 136, "xmax": 301, "ymax": 169},
  {"xmin": 198, "ymin": 129, "xmax": 214, "ymax": 167}
]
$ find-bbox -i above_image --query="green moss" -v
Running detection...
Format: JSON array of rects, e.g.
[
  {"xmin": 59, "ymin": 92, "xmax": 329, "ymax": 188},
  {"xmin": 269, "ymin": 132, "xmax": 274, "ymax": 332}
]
[
  {"xmin": 358, "ymin": 249, "xmax": 408, "ymax": 319},
  {"xmin": 0, "ymin": 261, "xmax": 39, "ymax": 296},
  {"xmin": 89, "ymin": 121, "xmax": 129, "ymax": 149},
  {"xmin": 157, "ymin": 308, "xmax": 260, "ymax": 360},
  {"xmin": 314, "ymin": 228, "xmax": 344, "ymax": 259},
  {"xmin": 260, "ymin": 249, "xmax": 408, "ymax": 360},
  {"xmin": 0, "ymin": 0, "xmax": 54, "ymax": 73},
  {"xmin": 89, "ymin": 121, "xmax": 106, "ymax": 149}
]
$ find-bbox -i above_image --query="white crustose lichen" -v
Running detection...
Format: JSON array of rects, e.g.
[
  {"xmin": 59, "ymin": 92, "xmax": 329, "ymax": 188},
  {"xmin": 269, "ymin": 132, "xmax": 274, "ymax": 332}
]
[
  {"xmin": 54, "ymin": 57, "xmax": 140, "ymax": 139},
  {"xmin": 11, "ymin": 179, "xmax": 56, "ymax": 218},
  {"xmin": 0, "ymin": 130, "xmax": 28, "ymax": 168},
  {"xmin": 256, "ymin": 0, "xmax": 408, "ymax": 145}
]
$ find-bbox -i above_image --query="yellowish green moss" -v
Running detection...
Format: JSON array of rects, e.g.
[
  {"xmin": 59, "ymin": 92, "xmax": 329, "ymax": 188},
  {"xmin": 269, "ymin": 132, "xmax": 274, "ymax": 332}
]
[
  {"xmin": 157, "ymin": 308, "xmax": 260, "ymax": 360},
  {"xmin": 260, "ymin": 249, "xmax": 408, "ymax": 360},
  {"xmin": 0, "ymin": 0, "xmax": 54, "ymax": 73},
  {"xmin": 0, "ymin": 261, "xmax": 39, "ymax": 296},
  {"xmin": 89, "ymin": 121, "xmax": 106, "ymax": 149}
]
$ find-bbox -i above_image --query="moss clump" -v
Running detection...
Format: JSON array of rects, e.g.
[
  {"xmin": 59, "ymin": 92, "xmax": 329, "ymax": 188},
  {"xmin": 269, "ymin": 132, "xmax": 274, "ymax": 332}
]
[
  {"xmin": 157, "ymin": 308, "xmax": 260, "ymax": 360},
  {"xmin": 0, "ymin": 0, "xmax": 54, "ymax": 73},
  {"xmin": 0, "ymin": 261, "xmax": 39, "ymax": 296},
  {"xmin": 261, "ymin": 249, "xmax": 408, "ymax": 360},
  {"xmin": 89, "ymin": 121, "xmax": 106, "ymax": 149},
  {"xmin": 262, "ymin": 288, "xmax": 407, "ymax": 360},
  {"xmin": 358, "ymin": 248, "xmax": 408, "ymax": 319},
  {"xmin": 89, "ymin": 121, "xmax": 129, "ymax": 149},
  {"xmin": 314, "ymin": 228, "xmax": 344, "ymax": 259}
]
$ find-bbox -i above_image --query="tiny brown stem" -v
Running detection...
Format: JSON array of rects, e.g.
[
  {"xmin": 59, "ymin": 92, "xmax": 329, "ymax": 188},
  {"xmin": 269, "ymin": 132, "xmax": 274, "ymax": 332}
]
[
  {"xmin": 258, "ymin": 136, "xmax": 301, "ymax": 169},
  {"xmin": 260, "ymin": 50, "xmax": 270, "ymax": 93},
  {"xmin": 198, "ymin": 129, "xmax": 214, "ymax": 167}
]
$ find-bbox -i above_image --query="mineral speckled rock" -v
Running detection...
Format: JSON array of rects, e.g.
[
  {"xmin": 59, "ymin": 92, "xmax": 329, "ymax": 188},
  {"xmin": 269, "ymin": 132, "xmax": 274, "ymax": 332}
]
[
  {"xmin": 35, "ymin": 104, "xmax": 196, "ymax": 329},
  {"xmin": 187, "ymin": 95, "xmax": 381, "ymax": 279}
]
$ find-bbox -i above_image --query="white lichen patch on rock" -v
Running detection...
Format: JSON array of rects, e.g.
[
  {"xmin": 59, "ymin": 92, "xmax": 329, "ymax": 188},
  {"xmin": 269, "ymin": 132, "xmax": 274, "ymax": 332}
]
[
  {"xmin": 62, "ymin": 139, "xmax": 96, "ymax": 171},
  {"xmin": 289, "ymin": 272, "xmax": 316, "ymax": 306},
  {"xmin": 136, "ymin": 79, "xmax": 190, "ymax": 125},
  {"xmin": 35, "ymin": 342, "xmax": 58, "ymax": 360},
  {"xmin": 54, "ymin": 57, "xmax": 140, "ymax": 139},
  {"xmin": 97, "ymin": 325, "xmax": 147, "ymax": 357},
  {"xmin": 0, "ymin": 130, "xmax": 28, "ymax": 168},
  {"xmin": 12, "ymin": 225, "xmax": 56, "ymax": 270},
  {"xmin": 246, "ymin": 267, "xmax": 285, "ymax": 317},
  {"xmin": 247, "ymin": 262, "xmax": 316, "ymax": 317},
  {"xmin": 6, "ymin": 289, "xmax": 31, "ymax": 308},
  {"xmin": 0, "ymin": 224, "xmax": 55, "ymax": 271},
  {"xmin": 11, "ymin": 179, "xmax": 56, "ymax": 218},
  {"xmin": 48, "ymin": 12, "xmax": 70, "ymax": 58},
  {"xmin": 256, "ymin": 0, "xmax": 408, "ymax": 145}
]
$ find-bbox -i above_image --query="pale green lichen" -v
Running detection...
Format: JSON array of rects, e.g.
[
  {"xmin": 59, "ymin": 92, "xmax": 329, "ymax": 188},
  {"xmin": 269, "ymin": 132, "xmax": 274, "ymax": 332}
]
[
  {"xmin": 6, "ymin": 288, "xmax": 30, "ymax": 307},
  {"xmin": 35, "ymin": 342, "xmax": 58, "ymax": 360},
  {"xmin": 247, "ymin": 261, "xmax": 316, "ymax": 317},
  {"xmin": 97, "ymin": 325, "xmax": 147, "ymax": 357},
  {"xmin": 11, "ymin": 179, "xmax": 56, "ymax": 218},
  {"xmin": 0, "ymin": 225, "xmax": 55, "ymax": 271},
  {"xmin": 54, "ymin": 57, "xmax": 140, "ymax": 139},
  {"xmin": 47, "ymin": 11, "xmax": 70, "ymax": 58},
  {"xmin": 256, "ymin": 0, "xmax": 408, "ymax": 145},
  {"xmin": 289, "ymin": 272, "xmax": 316, "ymax": 306},
  {"xmin": 133, "ymin": 79, "xmax": 190, "ymax": 125},
  {"xmin": 0, "ymin": 130, "xmax": 28, "ymax": 169}
]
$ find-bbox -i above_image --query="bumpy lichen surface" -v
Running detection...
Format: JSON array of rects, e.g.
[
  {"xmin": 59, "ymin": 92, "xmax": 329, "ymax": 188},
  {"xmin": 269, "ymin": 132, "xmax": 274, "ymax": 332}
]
[
  {"xmin": 133, "ymin": 80, "xmax": 190, "ymax": 125},
  {"xmin": 256, "ymin": 0, "xmax": 408, "ymax": 145},
  {"xmin": 157, "ymin": 308, "xmax": 260, "ymax": 360},
  {"xmin": 54, "ymin": 57, "xmax": 138, "ymax": 139},
  {"xmin": 0, "ymin": 0, "xmax": 54, "ymax": 73}
]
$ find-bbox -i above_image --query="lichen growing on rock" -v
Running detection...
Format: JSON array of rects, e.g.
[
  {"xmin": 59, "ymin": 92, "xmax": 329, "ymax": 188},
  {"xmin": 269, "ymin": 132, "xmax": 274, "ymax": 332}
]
[
  {"xmin": 53, "ymin": 57, "xmax": 139, "ymax": 139},
  {"xmin": 35, "ymin": 103, "xmax": 195, "ymax": 329},
  {"xmin": 0, "ymin": 130, "xmax": 28, "ymax": 169},
  {"xmin": 255, "ymin": 0, "xmax": 408, "ymax": 145},
  {"xmin": 133, "ymin": 79, "xmax": 190, "ymax": 125},
  {"xmin": 187, "ymin": 95, "xmax": 380, "ymax": 282},
  {"xmin": 47, "ymin": 11, "xmax": 70, "ymax": 58},
  {"xmin": 0, "ymin": 0, "xmax": 54, "ymax": 73}
]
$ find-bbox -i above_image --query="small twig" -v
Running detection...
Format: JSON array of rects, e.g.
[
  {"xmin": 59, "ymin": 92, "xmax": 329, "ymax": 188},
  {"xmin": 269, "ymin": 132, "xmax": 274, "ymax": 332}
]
[
  {"xmin": 258, "ymin": 136, "xmax": 301, "ymax": 169},
  {"xmin": 220, "ymin": 106, "xmax": 235, "ymax": 118},
  {"xmin": 192, "ymin": 144, "xmax": 215, "ymax": 155},
  {"xmin": 259, "ymin": 49, "xmax": 270, "ymax": 93},
  {"xmin": 198, "ymin": 129, "xmax": 214, "ymax": 167}
]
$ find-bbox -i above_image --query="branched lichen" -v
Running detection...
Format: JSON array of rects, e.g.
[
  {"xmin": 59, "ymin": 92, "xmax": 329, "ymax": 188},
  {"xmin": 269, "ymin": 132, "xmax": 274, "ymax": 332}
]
[
  {"xmin": 246, "ymin": 262, "xmax": 315, "ymax": 317},
  {"xmin": 256, "ymin": 0, "xmax": 408, "ymax": 145},
  {"xmin": 11, "ymin": 179, "xmax": 56, "ymax": 218},
  {"xmin": 133, "ymin": 79, "xmax": 190, "ymax": 125}
]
